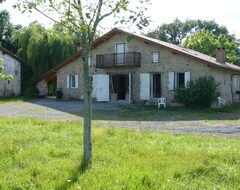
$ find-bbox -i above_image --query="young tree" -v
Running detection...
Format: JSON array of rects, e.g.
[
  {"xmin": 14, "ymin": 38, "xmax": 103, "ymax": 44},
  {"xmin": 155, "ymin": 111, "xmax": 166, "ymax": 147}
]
[
  {"xmin": 15, "ymin": 0, "xmax": 150, "ymax": 165},
  {"xmin": 0, "ymin": 58, "xmax": 13, "ymax": 80}
]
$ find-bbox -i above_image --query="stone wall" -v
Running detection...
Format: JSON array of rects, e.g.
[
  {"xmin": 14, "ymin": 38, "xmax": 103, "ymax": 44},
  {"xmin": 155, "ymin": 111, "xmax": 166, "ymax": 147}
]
[
  {"xmin": 0, "ymin": 51, "xmax": 21, "ymax": 97},
  {"xmin": 36, "ymin": 80, "xmax": 48, "ymax": 95}
]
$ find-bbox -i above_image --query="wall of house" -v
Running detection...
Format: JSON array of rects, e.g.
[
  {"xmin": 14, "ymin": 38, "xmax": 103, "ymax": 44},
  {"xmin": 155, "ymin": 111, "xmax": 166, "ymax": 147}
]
[
  {"xmin": 40, "ymin": 32, "xmax": 239, "ymax": 103},
  {"xmin": 91, "ymin": 33, "xmax": 237, "ymax": 103},
  {"xmin": 57, "ymin": 58, "xmax": 83, "ymax": 99},
  {"xmin": 36, "ymin": 80, "xmax": 48, "ymax": 95},
  {"xmin": 0, "ymin": 51, "xmax": 21, "ymax": 97}
]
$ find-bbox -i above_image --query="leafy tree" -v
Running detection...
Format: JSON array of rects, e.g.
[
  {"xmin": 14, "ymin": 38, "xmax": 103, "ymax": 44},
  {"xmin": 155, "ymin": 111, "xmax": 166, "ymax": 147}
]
[
  {"xmin": 183, "ymin": 30, "xmax": 238, "ymax": 63},
  {"xmin": 16, "ymin": 0, "xmax": 151, "ymax": 165},
  {"xmin": 0, "ymin": 58, "xmax": 13, "ymax": 80},
  {"xmin": 0, "ymin": 10, "xmax": 19, "ymax": 53},
  {"xmin": 147, "ymin": 19, "xmax": 240, "ymax": 65}
]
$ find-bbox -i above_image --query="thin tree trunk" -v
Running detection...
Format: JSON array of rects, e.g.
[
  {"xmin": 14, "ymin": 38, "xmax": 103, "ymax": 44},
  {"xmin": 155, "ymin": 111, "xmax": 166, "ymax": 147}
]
[{"xmin": 83, "ymin": 56, "xmax": 92, "ymax": 165}]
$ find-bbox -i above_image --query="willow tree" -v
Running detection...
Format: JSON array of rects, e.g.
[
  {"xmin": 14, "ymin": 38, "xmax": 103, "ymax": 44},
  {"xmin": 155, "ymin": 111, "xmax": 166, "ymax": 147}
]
[{"xmin": 15, "ymin": 0, "xmax": 150, "ymax": 165}]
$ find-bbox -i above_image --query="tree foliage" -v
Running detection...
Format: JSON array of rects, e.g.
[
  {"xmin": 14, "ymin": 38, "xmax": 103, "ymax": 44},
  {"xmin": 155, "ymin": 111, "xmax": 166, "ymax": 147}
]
[
  {"xmin": 0, "ymin": 10, "xmax": 19, "ymax": 53},
  {"xmin": 0, "ymin": 58, "xmax": 13, "ymax": 80},
  {"xmin": 183, "ymin": 30, "xmax": 238, "ymax": 64},
  {"xmin": 147, "ymin": 19, "xmax": 240, "ymax": 65}
]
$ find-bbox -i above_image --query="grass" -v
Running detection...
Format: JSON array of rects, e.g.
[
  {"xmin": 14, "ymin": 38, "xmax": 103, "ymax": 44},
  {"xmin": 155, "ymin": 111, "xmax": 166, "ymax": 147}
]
[
  {"xmin": 0, "ymin": 96, "xmax": 26, "ymax": 104},
  {"xmin": 0, "ymin": 117, "xmax": 240, "ymax": 189}
]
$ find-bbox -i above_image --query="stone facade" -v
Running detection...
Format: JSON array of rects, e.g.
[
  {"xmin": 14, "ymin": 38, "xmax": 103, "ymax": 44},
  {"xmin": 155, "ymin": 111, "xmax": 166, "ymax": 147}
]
[
  {"xmin": 36, "ymin": 80, "xmax": 48, "ymax": 95},
  {"xmin": 37, "ymin": 29, "xmax": 240, "ymax": 103},
  {"xmin": 0, "ymin": 50, "xmax": 21, "ymax": 97}
]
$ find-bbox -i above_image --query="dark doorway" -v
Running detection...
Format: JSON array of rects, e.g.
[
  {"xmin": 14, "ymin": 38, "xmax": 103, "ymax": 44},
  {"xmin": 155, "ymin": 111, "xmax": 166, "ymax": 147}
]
[
  {"xmin": 111, "ymin": 75, "xmax": 128, "ymax": 100},
  {"xmin": 152, "ymin": 74, "xmax": 161, "ymax": 98}
]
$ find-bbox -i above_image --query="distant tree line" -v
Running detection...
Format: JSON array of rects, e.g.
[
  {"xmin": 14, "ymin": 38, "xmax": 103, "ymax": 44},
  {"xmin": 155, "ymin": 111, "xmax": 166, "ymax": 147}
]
[{"xmin": 146, "ymin": 18, "xmax": 240, "ymax": 65}]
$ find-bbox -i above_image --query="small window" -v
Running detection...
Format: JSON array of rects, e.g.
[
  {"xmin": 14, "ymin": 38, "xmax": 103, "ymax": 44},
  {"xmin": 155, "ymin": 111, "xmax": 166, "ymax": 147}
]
[
  {"xmin": 152, "ymin": 52, "xmax": 160, "ymax": 63},
  {"xmin": 67, "ymin": 75, "xmax": 78, "ymax": 89},
  {"xmin": 15, "ymin": 70, "xmax": 18, "ymax": 75},
  {"xmin": 7, "ymin": 80, "xmax": 10, "ymax": 85}
]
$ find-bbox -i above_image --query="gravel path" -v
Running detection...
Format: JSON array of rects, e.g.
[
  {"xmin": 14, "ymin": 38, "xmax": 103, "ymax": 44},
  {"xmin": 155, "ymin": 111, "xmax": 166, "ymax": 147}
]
[{"xmin": 0, "ymin": 99, "xmax": 240, "ymax": 137}]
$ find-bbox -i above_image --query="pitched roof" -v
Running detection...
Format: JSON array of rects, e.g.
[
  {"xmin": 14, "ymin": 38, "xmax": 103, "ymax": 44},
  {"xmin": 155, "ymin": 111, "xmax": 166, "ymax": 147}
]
[
  {"xmin": 33, "ymin": 27, "xmax": 240, "ymax": 84},
  {"xmin": 0, "ymin": 46, "xmax": 24, "ymax": 63}
]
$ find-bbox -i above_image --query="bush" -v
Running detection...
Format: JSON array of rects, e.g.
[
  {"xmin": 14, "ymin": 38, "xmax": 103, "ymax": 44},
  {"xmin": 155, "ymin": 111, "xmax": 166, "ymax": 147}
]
[
  {"xmin": 56, "ymin": 88, "xmax": 63, "ymax": 99},
  {"xmin": 24, "ymin": 85, "xmax": 39, "ymax": 98},
  {"xmin": 175, "ymin": 76, "xmax": 220, "ymax": 108}
]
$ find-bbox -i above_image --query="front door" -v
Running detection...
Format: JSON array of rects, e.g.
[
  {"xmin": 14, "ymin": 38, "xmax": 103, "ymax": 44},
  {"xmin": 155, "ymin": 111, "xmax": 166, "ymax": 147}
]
[{"xmin": 92, "ymin": 74, "xmax": 109, "ymax": 101}]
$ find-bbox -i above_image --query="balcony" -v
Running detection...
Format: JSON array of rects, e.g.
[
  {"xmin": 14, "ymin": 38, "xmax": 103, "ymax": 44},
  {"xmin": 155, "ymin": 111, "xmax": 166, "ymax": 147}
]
[{"xmin": 96, "ymin": 52, "xmax": 141, "ymax": 68}]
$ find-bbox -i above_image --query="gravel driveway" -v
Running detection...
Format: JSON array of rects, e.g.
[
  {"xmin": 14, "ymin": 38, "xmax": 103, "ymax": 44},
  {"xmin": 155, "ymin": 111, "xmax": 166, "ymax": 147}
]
[{"xmin": 0, "ymin": 99, "xmax": 240, "ymax": 137}]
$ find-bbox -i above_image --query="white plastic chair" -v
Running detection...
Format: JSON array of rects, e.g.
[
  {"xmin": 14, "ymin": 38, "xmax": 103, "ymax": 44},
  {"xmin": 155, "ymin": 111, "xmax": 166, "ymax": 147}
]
[
  {"xmin": 158, "ymin": 97, "xmax": 166, "ymax": 108},
  {"xmin": 218, "ymin": 97, "xmax": 226, "ymax": 107}
]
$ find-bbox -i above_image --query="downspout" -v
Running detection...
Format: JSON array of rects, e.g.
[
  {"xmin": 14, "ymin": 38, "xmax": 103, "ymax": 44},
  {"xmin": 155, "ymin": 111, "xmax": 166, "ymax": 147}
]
[{"xmin": 231, "ymin": 73, "xmax": 240, "ymax": 102}]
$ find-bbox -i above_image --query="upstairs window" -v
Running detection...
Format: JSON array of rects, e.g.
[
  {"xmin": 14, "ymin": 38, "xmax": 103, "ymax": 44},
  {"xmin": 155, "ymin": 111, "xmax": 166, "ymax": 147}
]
[{"xmin": 152, "ymin": 52, "xmax": 160, "ymax": 63}]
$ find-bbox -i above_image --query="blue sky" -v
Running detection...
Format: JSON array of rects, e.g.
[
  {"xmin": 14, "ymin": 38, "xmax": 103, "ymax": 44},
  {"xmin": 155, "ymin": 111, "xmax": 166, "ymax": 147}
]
[{"xmin": 1, "ymin": 0, "xmax": 240, "ymax": 38}]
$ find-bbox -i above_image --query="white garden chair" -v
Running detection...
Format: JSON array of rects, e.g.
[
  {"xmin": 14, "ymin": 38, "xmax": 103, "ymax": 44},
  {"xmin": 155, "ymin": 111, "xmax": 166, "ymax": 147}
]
[
  {"xmin": 158, "ymin": 97, "xmax": 166, "ymax": 108},
  {"xmin": 218, "ymin": 97, "xmax": 226, "ymax": 107}
]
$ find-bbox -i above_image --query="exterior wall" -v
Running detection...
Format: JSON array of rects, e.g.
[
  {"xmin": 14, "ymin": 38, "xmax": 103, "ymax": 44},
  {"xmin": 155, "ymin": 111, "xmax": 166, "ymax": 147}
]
[
  {"xmin": 36, "ymin": 80, "xmax": 48, "ymax": 95},
  {"xmin": 57, "ymin": 57, "xmax": 83, "ymax": 99},
  {"xmin": 45, "ymin": 32, "xmax": 240, "ymax": 103},
  {"xmin": 91, "ymin": 33, "xmax": 238, "ymax": 103},
  {"xmin": 0, "ymin": 51, "xmax": 21, "ymax": 97}
]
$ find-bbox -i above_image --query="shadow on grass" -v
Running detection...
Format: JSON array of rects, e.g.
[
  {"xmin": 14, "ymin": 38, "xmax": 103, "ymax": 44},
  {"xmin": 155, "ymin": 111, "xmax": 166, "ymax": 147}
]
[{"xmin": 55, "ymin": 158, "xmax": 89, "ymax": 190}]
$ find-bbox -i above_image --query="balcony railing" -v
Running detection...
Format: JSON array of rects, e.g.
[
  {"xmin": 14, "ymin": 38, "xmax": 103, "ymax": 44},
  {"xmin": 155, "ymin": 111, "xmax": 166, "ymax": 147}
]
[{"xmin": 96, "ymin": 52, "xmax": 141, "ymax": 68}]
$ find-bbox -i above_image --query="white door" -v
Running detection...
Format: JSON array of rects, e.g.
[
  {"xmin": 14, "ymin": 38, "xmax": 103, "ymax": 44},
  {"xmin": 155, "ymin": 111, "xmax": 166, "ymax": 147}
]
[
  {"xmin": 116, "ymin": 43, "xmax": 125, "ymax": 65},
  {"xmin": 93, "ymin": 74, "xmax": 109, "ymax": 101},
  {"xmin": 140, "ymin": 73, "xmax": 150, "ymax": 100}
]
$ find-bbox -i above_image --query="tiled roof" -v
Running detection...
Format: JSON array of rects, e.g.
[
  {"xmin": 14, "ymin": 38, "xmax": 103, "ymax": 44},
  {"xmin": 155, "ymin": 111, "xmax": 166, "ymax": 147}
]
[
  {"xmin": 33, "ymin": 27, "xmax": 240, "ymax": 84},
  {"xmin": 0, "ymin": 46, "xmax": 24, "ymax": 63}
]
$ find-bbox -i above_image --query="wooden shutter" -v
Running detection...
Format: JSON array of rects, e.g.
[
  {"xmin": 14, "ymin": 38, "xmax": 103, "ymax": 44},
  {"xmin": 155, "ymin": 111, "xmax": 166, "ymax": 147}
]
[
  {"xmin": 184, "ymin": 71, "xmax": 190, "ymax": 87},
  {"xmin": 67, "ymin": 75, "xmax": 69, "ymax": 88},
  {"xmin": 140, "ymin": 73, "xmax": 150, "ymax": 100},
  {"xmin": 75, "ymin": 75, "xmax": 78, "ymax": 88},
  {"xmin": 168, "ymin": 72, "xmax": 174, "ymax": 90}
]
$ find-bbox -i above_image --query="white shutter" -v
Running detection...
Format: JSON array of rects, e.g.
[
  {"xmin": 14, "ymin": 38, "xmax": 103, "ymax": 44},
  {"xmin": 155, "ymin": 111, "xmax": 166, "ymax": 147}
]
[
  {"xmin": 92, "ymin": 75, "xmax": 97, "ymax": 98},
  {"xmin": 140, "ymin": 73, "xmax": 150, "ymax": 100},
  {"xmin": 129, "ymin": 73, "xmax": 132, "ymax": 103},
  {"xmin": 96, "ymin": 74, "xmax": 109, "ymax": 101},
  {"xmin": 75, "ymin": 75, "xmax": 79, "ymax": 88},
  {"xmin": 67, "ymin": 75, "xmax": 69, "ymax": 88},
  {"xmin": 168, "ymin": 72, "xmax": 174, "ymax": 90},
  {"xmin": 184, "ymin": 71, "xmax": 190, "ymax": 87}
]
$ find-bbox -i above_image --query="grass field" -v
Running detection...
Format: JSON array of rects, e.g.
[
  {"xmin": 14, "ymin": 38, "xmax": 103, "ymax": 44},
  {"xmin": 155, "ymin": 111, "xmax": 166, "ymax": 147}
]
[{"xmin": 0, "ymin": 117, "xmax": 240, "ymax": 190}]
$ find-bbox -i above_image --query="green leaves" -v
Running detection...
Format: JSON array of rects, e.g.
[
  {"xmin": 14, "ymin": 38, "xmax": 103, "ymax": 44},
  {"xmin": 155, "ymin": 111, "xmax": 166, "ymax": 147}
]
[{"xmin": 0, "ymin": 59, "xmax": 13, "ymax": 80}]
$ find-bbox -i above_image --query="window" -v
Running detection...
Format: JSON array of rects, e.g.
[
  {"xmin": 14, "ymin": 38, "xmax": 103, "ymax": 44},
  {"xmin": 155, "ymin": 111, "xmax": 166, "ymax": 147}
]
[
  {"xmin": 152, "ymin": 52, "xmax": 160, "ymax": 63},
  {"xmin": 115, "ymin": 43, "xmax": 126, "ymax": 65},
  {"xmin": 168, "ymin": 72, "xmax": 190, "ymax": 90},
  {"xmin": 67, "ymin": 75, "xmax": 78, "ymax": 89}
]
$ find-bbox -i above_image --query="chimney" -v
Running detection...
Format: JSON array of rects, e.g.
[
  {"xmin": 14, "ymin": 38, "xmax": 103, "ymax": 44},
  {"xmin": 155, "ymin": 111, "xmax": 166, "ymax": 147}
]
[
  {"xmin": 76, "ymin": 42, "xmax": 82, "ymax": 52},
  {"xmin": 216, "ymin": 47, "xmax": 226, "ymax": 64}
]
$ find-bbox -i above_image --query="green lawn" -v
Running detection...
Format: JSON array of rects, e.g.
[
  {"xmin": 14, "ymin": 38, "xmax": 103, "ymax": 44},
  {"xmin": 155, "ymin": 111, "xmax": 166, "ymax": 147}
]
[{"xmin": 0, "ymin": 117, "xmax": 240, "ymax": 190}]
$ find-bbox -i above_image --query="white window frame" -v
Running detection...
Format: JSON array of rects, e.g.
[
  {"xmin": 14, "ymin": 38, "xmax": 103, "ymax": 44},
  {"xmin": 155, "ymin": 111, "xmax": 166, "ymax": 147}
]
[
  {"xmin": 168, "ymin": 71, "xmax": 190, "ymax": 90},
  {"xmin": 88, "ymin": 55, "xmax": 93, "ymax": 67},
  {"xmin": 152, "ymin": 52, "xmax": 160, "ymax": 63},
  {"xmin": 67, "ymin": 75, "xmax": 78, "ymax": 89}
]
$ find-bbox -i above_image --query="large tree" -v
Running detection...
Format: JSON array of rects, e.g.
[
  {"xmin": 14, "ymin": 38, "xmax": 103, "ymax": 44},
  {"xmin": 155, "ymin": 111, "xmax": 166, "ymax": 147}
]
[
  {"xmin": 0, "ymin": 10, "xmax": 19, "ymax": 53},
  {"xmin": 183, "ymin": 30, "xmax": 238, "ymax": 64},
  {"xmin": 147, "ymin": 19, "xmax": 240, "ymax": 65},
  {"xmin": 15, "ymin": 0, "xmax": 150, "ymax": 165}
]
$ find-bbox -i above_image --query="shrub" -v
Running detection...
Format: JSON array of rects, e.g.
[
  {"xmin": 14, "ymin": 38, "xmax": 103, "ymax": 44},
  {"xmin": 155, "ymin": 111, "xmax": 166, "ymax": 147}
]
[
  {"xmin": 24, "ymin": 85, "xmax": 39, "ymax": 98},
  {"xmin": 175, "ymin": 76, "xmax": 220, "ymax": 108},
  {"xmin": 56, "ymin": 88, "xmax": 63, "ymax": 99}
]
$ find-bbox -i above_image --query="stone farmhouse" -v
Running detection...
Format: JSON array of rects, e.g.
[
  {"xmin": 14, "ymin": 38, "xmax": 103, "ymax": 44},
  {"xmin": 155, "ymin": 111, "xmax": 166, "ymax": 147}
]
[
  {"xmin": 0, "ymin": 46, "xmax": 22, "ymax": 97},
  {"xmin": 34, "ymin": 28, "xmax": 240, "ymax": 104}
]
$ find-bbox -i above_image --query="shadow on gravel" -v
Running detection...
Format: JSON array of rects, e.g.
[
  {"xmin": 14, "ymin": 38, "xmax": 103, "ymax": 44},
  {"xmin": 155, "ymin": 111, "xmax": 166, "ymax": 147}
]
[{"xmin": 28, "ymin": 98, "xmax": 240, "ymax": 122}]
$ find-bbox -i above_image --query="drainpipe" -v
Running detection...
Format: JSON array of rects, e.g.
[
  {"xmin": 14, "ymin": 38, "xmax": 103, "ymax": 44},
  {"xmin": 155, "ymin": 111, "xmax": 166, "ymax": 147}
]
[{"xmin": 231, "ymin": 73, "xmax": 240, "ymax": 102}]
